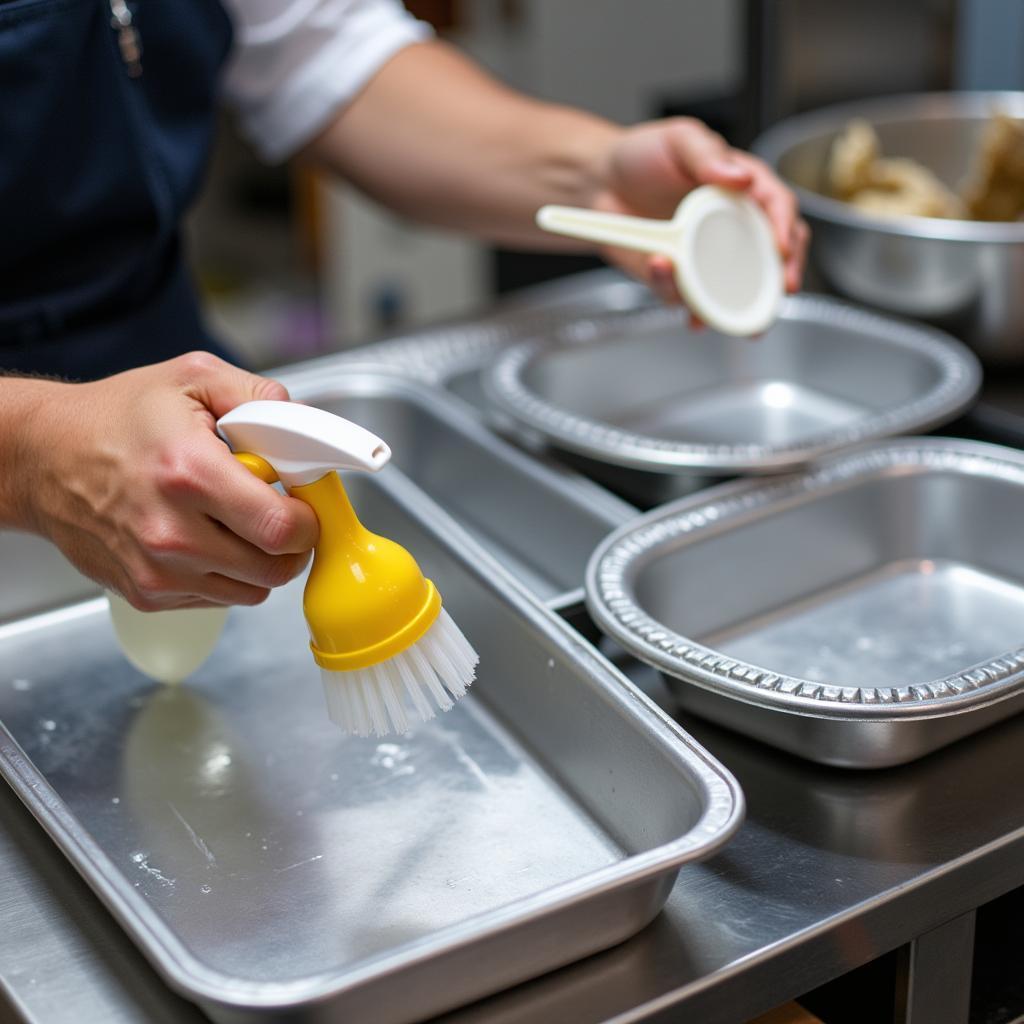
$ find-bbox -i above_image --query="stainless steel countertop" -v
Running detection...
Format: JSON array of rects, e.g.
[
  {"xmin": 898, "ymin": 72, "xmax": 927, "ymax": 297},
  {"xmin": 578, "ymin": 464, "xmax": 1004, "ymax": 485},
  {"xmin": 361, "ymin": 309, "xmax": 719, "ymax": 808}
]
[
  {"xmin": 5, "ymin": 653, "xmax": 1024, "ymax": 1024},
  {"xmin": 6, "ymin": 273, "xmax": 1024, "ymax": 1023}
]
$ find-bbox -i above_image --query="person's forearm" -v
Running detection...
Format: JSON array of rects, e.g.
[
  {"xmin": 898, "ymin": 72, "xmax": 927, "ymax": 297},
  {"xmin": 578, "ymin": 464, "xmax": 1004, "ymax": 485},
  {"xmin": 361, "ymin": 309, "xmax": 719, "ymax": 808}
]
[
  {"xmin": 301, "ymin": 38, "xmax": 809, "ymax": 300},
  {"xmin": 0, "ymin": 378, "xmax": 61, "ymax": 531},
  {"xmin": 302, "ymin": 41, "xmax": 623, "ymax": 249}
]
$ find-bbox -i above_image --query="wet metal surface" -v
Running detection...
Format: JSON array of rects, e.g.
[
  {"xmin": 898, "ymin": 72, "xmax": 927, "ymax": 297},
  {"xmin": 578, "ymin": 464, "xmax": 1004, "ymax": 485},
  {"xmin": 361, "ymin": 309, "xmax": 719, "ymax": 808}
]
[
  {"xmin": 2, "ymin": 279, "xmax": 1019, "ymax": 1022},
  {"xmin": 485, "ymin": 298, "xmax": 979, "ymax": 484},
  {"xmin": 0, "ymin": 476, "xmax": 738, "ymax": 1023},
  {"xmin": 588, "ymin": 438, "xmax": 1024, "ymax": 767},
  {"xmin": 7, "ymin": 642, "xmax": 1024, "ymax": 1024}
]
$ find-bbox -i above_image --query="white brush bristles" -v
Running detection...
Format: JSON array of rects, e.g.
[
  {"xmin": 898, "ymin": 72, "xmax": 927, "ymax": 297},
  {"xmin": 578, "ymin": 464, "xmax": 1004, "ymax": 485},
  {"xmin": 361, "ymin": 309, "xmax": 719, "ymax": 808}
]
[{"xmin": 320, "ymin": 608, "xmax": 479, "ymax": 737}]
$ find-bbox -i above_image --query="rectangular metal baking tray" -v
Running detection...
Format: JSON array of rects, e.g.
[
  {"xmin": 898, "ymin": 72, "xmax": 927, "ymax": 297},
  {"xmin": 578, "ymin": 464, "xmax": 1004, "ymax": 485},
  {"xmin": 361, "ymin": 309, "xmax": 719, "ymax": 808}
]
[
  {"xmin": 286, "ymin": 370, "xmax": 635, "ymax": 610},
  {"xmin": 586, "ymin": 438, "xmax": 1024, "ymax": 768},
  {"xmin": 484, "ymin": 298, "xmax": 981, "ymax": 507},
  {"xmin": 0, "ymin": 474, "xmax": 741, "ymax": 1023}
]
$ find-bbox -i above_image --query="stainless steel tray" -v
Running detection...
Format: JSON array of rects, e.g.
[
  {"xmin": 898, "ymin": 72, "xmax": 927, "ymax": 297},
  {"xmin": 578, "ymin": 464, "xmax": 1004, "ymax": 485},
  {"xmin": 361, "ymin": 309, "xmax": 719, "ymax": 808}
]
[
  {"xmin": 286, "ymin": 370, "xmax": 635, "ymax": 610},
  {"xmin": 284, "ymin": 316, "xmax": 536, "ymax": 430},
  {"xmin": 586, "ymin": 437, "xmax": 1024, "ymax": 768},
  {"xmin": 0, "ymin": 475, "xmax": 741, "ymax": 1023},
  {"xmin": 484, "ymin": 297, "xmax": 981, "ymax": 494},
  {"xmin": 284, "ymin": 270, "xmax": 653, "ymax": 415}
]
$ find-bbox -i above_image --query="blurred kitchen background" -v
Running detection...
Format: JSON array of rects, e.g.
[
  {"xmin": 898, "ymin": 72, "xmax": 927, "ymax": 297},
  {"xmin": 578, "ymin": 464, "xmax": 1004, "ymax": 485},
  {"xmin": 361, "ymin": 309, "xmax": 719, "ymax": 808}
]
[{"xmin": 188, "ymin": 0, "xmax": 1024, "ymax": 370}]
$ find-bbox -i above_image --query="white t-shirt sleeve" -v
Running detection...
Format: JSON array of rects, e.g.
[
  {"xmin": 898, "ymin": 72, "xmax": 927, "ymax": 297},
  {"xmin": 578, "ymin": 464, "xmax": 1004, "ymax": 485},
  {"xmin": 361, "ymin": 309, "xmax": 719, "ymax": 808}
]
[{"xmin": 220, "ymin": 0, "xmax": 434, "ymax": 163}]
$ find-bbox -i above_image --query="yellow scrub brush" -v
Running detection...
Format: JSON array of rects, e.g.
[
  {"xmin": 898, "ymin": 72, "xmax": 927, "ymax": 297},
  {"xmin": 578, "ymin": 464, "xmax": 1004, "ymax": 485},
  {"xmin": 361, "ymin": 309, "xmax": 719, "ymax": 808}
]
[{"xmin": 217, "ymin": 401, "xmax": 478, "ymax": 737}]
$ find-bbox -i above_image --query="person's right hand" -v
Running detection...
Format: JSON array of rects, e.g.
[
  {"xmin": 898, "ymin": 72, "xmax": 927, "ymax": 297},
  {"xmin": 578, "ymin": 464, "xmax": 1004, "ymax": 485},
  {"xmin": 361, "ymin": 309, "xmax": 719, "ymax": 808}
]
[
  {"xmin": 11, "ymin": 352, "xmax": 319, "ymax": 610},
  {"xmin": 591, "ymin": 117, "xmax": 809, "ymax": 321}
]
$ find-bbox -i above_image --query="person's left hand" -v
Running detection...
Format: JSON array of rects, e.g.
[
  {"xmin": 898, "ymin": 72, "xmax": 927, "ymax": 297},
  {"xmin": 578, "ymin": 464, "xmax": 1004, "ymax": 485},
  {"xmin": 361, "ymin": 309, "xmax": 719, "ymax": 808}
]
[{"xmin": 591, "ymin": 117, "xmax": 810, "ymax": 325}]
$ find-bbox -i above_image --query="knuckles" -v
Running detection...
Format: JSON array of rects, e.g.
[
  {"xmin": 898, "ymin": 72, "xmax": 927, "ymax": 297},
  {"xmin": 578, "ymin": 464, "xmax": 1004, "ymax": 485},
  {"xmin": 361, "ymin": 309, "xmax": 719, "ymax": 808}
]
[
  {"xmin": 119, "ymin": 586, "xmax": 158, "ymax": 612},
  {"xmin": 122, "ymin": 567, "xmax": 175, "ymax": 610},
  {"xmin": 260, "ymin": 553, "xmax": 305, "ymax": 589},
  {"xmin": 252, "ymin": 503, "xmax": 303, "ymax": 555},
  {"xmin": 153, "ymin": 445, "xmax": 207, "ymax": 500},
  {"xmin": 175, "ymin": 350, "xmax": 224, "ymax": 378},
  {"xmin": 137, "ymin": 515, "xmax": 195, "ymax": 560},
  {"xmin": 252, "ymin": 375, "xmax": 290, "ymax": 402},
  {"xmin": 667, "ymin": 115, "xmax": 702, "ymax": 135}
]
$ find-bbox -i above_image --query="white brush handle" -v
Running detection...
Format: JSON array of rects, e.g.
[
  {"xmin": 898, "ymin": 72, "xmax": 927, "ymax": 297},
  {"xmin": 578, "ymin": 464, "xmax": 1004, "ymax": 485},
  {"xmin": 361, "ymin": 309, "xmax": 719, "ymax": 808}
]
[
  {"xmin": 536, "ymin": 205, "xmax": 679, "ymax": 256},
  {"xmin": 218, "ymin": 401, "xmax": 391, "ymax": 488}
]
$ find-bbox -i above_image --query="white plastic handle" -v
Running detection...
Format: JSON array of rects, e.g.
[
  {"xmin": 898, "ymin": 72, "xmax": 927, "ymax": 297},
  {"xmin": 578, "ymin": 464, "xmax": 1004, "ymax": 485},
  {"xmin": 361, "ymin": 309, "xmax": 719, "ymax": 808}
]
[
  {"xmin": 536, "ymin": 186, "xmax": 784, "ymax": 337},
  {"xmin": 217, "ymin": 401, "xmax": 391, "ymax": 488},
  {"xmin": 536, "ymin": 205, "xmax": 679, "ymax": 256}
]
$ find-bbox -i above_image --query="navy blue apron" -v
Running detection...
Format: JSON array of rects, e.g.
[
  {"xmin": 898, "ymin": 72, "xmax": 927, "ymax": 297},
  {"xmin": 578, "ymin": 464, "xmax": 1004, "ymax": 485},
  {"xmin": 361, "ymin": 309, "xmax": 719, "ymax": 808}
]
[{"xmin": 0, "ymin": 0, "xmax": 237, "ymax": 379}]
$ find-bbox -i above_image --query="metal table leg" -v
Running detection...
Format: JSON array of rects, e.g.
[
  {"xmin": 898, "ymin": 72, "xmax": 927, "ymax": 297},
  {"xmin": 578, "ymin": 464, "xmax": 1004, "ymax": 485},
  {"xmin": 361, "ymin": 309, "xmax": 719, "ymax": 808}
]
[{"xmin": 894, "ymin": 911, "xmax": 976, "ymax": 1024}]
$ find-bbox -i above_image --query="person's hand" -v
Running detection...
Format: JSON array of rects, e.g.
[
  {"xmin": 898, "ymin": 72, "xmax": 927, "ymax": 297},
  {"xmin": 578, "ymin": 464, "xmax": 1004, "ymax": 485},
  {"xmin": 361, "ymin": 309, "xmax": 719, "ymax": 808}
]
[
  {"xmin": 14, "ymin": 352, "xmax": 319, "ymax": 610},
  {"xmin": 592, "ymin": 117, "xmax": 810, "ymax": 325}
]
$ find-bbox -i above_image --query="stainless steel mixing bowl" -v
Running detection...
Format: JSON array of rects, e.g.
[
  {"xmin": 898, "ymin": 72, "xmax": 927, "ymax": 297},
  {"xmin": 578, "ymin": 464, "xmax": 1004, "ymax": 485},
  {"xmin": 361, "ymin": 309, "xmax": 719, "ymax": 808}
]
[{"xmin": 754, "ymin": 91, "xmax": 1024, "ymax": 365}]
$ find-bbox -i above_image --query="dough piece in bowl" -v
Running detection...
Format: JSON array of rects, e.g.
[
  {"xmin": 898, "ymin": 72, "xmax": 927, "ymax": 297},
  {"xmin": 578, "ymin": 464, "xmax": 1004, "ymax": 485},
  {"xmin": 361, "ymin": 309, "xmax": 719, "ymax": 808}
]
[
  {"xmin": 828, "ymin": 118, "xmax": 879, "ymax": 198},
  {"xmin": 963, "ymin": 112, "xmax": 1024, "ymax": 221},
  {"xmin": 852, "ymin": 158, "xmax": 965, "ymax": 219},
  {"xmin": 828, "ymin": 119, "xmax": 964, "ymax": 219}
]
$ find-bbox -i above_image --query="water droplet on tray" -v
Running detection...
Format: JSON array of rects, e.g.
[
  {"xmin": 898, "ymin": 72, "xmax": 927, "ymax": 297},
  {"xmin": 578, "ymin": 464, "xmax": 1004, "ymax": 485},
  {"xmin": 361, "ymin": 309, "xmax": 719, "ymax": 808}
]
[{"xmin": 372, "ymin": 743, "xmax": 410, "ymax": 771}]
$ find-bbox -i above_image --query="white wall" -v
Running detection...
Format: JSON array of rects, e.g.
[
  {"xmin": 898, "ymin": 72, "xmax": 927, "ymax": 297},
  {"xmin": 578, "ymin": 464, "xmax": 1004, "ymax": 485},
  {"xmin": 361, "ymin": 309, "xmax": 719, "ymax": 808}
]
[{"xmin": 526, "ymin": 0, "xmax": 740, "ymax": 123}]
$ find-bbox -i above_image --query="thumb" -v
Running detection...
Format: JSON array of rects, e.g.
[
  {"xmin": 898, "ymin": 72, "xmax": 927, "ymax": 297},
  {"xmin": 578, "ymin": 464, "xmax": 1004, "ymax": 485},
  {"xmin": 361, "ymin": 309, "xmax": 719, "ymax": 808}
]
[
  {"xmin": 662, "ymin": 123, "xmax": 753, "ymax": 188},
  {"xmin": 698, "ymin": 158, "xmax": 754, "ymax": 188},
  {"xmin": 178, "ymin": 352, "xmax": 290, "ymax": 418}
]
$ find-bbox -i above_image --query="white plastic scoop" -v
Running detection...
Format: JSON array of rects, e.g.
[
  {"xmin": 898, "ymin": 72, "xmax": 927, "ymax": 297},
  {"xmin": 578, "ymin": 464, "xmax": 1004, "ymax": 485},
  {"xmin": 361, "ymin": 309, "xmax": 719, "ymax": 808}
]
[{"xmin": 537, "ymin": 185, "xmax": 783, "ymax": 336}]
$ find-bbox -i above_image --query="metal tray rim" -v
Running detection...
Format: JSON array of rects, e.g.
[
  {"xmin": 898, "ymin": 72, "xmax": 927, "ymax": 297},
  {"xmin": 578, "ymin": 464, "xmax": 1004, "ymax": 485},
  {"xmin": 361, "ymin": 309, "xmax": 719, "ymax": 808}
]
[
  {"xmin": 283, "ymin": 368, "xmax": 637, "ymax": 527},
  {"xmin": 276, "ymin": 269, "xmax": 653, "ymax": 395},
  {"xmin": 277, "ymin": 312, "xmax": 556, "ymax": 394},
  {"xmin": 585, "ymin": 437, "xmax": 1024, "ymax": 720},
  {"xmin": 483, "ymin": 298, "xmax": 982, "ymax": 474},
  {"xmin": 0, "ymin": 476, "xmax": 743, "ymax": 1012},
  {"xmin": 0, "ymin": 722, "xmax": 740, "ymax": 1010}
]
